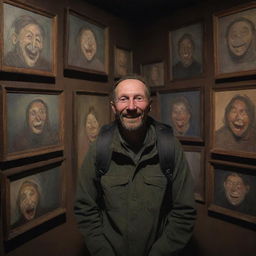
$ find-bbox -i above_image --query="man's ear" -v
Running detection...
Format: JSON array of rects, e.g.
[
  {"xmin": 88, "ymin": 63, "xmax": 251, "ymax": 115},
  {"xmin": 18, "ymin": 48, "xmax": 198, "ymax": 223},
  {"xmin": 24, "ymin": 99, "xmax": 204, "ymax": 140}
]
[
  {"xmin": 110, "ymin": 101, "xmax": 116, "ymax": 115},
  {"xmin": 11, "ymin": 33, "xmax": 18, "ymax": 45}
]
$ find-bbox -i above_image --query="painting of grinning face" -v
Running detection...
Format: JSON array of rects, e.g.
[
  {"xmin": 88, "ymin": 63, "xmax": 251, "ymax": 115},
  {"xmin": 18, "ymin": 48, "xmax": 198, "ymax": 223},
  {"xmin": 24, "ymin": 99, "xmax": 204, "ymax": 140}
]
[{"xmin": 18, "ymin": 181, "xmax": 40, "ymax": 221}]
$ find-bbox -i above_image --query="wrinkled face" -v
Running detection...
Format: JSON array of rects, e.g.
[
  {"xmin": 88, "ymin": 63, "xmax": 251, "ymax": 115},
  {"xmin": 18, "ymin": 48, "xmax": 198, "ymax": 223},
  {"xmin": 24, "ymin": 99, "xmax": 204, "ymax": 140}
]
[
  {"xmin": 224, "ymin": 174, "xmax": 249, "ymax": 206},
  {"xmin": 179, "ymin": 37, "xmax": 194, "ymax": 67},
  {"xmin": 16, "ymin": 24, "xmax": 43, "ymax": 67},
  {"xmin": 227, "ymin": 99, "xmax": 250, "ymax": 137},
  {"xmin": 28, "ymin": 101, "xmax": 47, "ymax": 134},
  {"xmin": 111, "ymin": 79, "xmax": 150, "ymax": 131},
  {"xmin": 19, "ymin": 183, "xmax": 39, "ymax": 221},
  {"xmin": 80, "ymin": 29, "xmax": 97, "ymax": 61},
  {"xmin": 85, "ymin": 113, "xmax": 100, "ymax": 142},
  {"xmin": 227, "ymin": 20, "xmax": 253, "ymax": 57},
  {"xmin": 171, "ymin": 102, "xmax": 191, "ymax": 134}
]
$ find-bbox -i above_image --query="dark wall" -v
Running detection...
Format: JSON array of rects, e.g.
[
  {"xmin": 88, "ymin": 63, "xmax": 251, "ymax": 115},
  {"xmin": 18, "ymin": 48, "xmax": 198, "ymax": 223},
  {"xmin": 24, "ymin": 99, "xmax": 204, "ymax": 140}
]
[{"xmin": 1, "ymin": 0, "xmax": 256, "ymax": 256}]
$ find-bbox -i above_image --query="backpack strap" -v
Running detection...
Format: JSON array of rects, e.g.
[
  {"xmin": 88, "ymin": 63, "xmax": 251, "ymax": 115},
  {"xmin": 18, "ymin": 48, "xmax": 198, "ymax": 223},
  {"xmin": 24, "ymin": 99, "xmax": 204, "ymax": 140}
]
[
  {"xmin": 95, "ymin": 121, "xmax": 116, "ymax": 178},
  {"xmin": 153, "ymin": 119, "xmax": 175, "ymax": 183}
]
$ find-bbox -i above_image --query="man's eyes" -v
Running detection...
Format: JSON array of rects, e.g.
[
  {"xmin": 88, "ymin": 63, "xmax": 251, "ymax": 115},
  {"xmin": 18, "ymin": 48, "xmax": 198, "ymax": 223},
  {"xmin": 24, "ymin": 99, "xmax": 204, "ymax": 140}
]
[{"xmin": 117, "ymin": 96, "xmax": 145, "ymax": 103}]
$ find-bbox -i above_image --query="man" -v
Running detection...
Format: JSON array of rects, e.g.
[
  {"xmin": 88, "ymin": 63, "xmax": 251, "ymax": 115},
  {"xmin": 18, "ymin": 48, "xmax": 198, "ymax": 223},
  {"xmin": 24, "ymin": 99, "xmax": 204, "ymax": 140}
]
[
  {"xmin": 173, "ymin": 33, "xmax": 201, "ymax": 79},
  {"xmin": 4, "ymin": 15, "xmax": 50, "ymax": 71},
  {"xmin": 74, "ymin": 75, "xmax": 196, "ymax": 256},
  {"xmin": 215, "ymin": 94, "xmax": 256, "ymax": 152}
]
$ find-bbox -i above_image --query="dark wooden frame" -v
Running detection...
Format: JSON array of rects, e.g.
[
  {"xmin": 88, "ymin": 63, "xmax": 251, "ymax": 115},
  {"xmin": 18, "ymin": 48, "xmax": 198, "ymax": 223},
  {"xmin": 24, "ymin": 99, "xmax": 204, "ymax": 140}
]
[
  {"xmin": 211, "ymin": 86, "xmax": 256, "ymax": 159},
  {"xmin": 0, "ymin": 85, "xmax": 64, "ymax": 161},
  {"xmin": 213, "ymin": 2, "xmax": 256, "ymax": 79},
  {"xmin": 208, "ymin": 160, "xmax": 256, "ymax": 225},
  {"xmin": 114, "ymin": 45, "xmax": 133, "ymax": 78},
  {"xmin": 140, "ymin": 61, "xmax": 165, "ymax": 88},
  {"xmin": 168, "ymin": 21, "xmax": 204, "ymax": 81},
  {"xmin": 158, "ymin": 87, "xmax": 204, "ymax": 142},
  {"xmin": 0, "ymin": 0, "xmax": 57, "ymax": 77},
  {"xmin": 183, "ymin": 145, "xmax": 205, "ymax": 202},
  {"xmin": 64, "ymin": 8, "xmax": 109, "ymax": 77},
  {"xmin": 1, "ymin": 157, "xmax": 66, "ymax": 240}
]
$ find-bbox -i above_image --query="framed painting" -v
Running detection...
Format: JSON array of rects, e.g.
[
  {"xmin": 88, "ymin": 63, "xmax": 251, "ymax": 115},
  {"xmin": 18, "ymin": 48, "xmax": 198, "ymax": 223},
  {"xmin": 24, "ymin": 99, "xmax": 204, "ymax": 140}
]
[
  {"xmin": 169, "ymin": 22, "xmax": 203, "ymax": 80},
  {"xmin": 0, "ymin": 86, "xmax": 64, "ymax": 161},
  {"xmin": 1, "ymin": 157, "xmax": 66, "ymax": 240},
  {"xmin": 208, "ymin": 160, "xmax": 256, "ymax": 225},
  {"xmin": 74, "ymin": 91, "xmax": 111, "ymax": 170},
  {"xmin": 141, "ymin": 61, "xmax": 164, "ymax": 87},
  {"xmin": 212, "ymin": 87, "xmax": 256, "ymax": 158},
  {"xmin": 159, "ymin": 88, "xmax": 203, "ymax": 142},
  {"xmin": 1, "ymin": 0, "xmax": 57, "ymax": 76},
  {"xmin": 213, "ymin": 2, "xmax": 256, "ymax": 78},
  {"xmin": 114, "ymin": 46, "xmax": 133, "ymax": 78},
  {"xmin": 65, "ymin": 9, "xmax": 109, "ymax": 76},
  {"xmin": 183, "ymin": 146, "xmax": 205, "ymax": 202}
]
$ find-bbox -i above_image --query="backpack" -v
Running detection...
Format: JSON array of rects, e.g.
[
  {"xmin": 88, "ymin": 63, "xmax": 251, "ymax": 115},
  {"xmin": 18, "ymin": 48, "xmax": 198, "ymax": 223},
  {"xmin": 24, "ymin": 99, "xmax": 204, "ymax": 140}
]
[{"xmin": 95, "ymin": 118, "xmax": 175, "ymax": 184}]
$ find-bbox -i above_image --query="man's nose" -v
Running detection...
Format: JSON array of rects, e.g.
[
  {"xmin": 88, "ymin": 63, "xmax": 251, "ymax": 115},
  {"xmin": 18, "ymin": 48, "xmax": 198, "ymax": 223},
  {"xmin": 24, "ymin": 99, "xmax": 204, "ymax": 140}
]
[{"xmin": 127, "ymin": 99, "xmax": 136, "ymax": 110}]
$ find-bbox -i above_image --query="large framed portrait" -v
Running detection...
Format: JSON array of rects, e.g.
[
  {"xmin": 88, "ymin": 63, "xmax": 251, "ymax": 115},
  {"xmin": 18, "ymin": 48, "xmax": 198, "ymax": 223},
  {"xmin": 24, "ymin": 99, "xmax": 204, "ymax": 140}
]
[
  {"xmin": 0, "ymin": 86, "xmax": 64, "ymax": 161},
  {"xmin": 114, "ymin": 46, "xmax": 133, "ymax": 78},
  {"xmin": 213, "ymin": 3, "xmax": 256, "ymax": 79},
  {"xmin": 1, "ymin": 157, "xmax": 66, "ymax": 240},
  {"xmin": 159, "ymin": 88, "xmax": 203, "ymax": 141},
  {"xmin": 183, "ymin": 146, "xmax": 205, "ymax": 202},
  {"xmin": 64, "ymin": 9, "xmax": 109, "ymax": 76},
  {"xmin": 208, "ymin": 161, "xmax": 256, "ymax": 225},
  {"xmin": 141, "ymin": 61, "xmax": 164, "ymax": 87},
  {"xmin": 1, "ymin": 0, "xmax": 57, "ymax": 76},
  {"xmin": 212, "ymin": 88, "xmax": 256, "ymax": 158},
  {"xmin": 74, "ymin": 91, "xmax": 111, "ymax": 170},
  {"xmin": 169, "ymin": 22, "xmax": 203, "ymax": 80}
]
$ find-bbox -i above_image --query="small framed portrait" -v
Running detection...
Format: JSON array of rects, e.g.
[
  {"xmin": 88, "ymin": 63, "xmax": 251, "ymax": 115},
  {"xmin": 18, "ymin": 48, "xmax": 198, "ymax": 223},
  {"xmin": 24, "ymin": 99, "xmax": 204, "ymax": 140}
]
[
  {"xmin": 169, "ymin": 22, "xmax": 203, "ymax": 80},
  {"xmin": 1, "ymin": 0, "xmax": 57, "ymax": 76},
  {"xmin": 114, "ymin": 46, "xmax": 133, "ymax": 78},
  {"xmin": 208, "ymin": 161, "xmax": 256, "ymax": 224},
  {"xmin": 141, "ymin": 61, "xmax": 164, "ymax": 87},
  {"xmin": 212, "ymin": 88, "xmax": 256, "ymax": 158},
  {"xmin": 65, "ymin": 9, "xmax": 109, "ymax": 76},
  {"xmin": 213, "ymin": 3, "xmax": 256, "ymax": 78},
  {"xmin": 2, "ymin": 157, "xmax": 66, "ymax": 240},
  {"xmin": 183, "ymin": 146, "xmax": 205, "ymax": 202},
  {"xmin": 159, "ymin": 89, "xmax": 203, "ymax": 141},
  {"xmin": 0, "ymin": 86, "xmax": 64, "ymax": 161},
  {"xmin": 74, "ymin": 91, "xmax": 111, "ymax": 170}
]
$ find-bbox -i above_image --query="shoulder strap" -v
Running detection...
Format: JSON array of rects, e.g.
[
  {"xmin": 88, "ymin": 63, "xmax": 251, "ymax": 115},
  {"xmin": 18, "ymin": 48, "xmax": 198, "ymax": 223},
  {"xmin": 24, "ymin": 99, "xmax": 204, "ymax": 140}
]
[
  {"xmin": 95, "ymin": 121, "xmax": 116, "ymax": 178},
  {"xmin": 153, "ymin": 119, "xmax": 175, "ymax": 183}
]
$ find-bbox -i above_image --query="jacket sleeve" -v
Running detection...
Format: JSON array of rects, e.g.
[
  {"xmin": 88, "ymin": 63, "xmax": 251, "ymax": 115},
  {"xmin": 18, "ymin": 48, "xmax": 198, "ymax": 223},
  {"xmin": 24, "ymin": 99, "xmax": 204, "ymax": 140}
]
[
  {"xmin": 148, "ymin": 137, "xmax": 197, "ymax": 256},
  {"xmin": 74, "ymin": 144, "xmax": 115, "ymax": 256}
]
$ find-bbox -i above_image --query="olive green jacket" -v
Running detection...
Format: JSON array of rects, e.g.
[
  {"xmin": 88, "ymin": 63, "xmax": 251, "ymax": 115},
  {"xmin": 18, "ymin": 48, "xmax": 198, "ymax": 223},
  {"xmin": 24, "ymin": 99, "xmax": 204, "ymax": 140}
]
[{"xmin": 74, "ymin": 122, "xmax": 196, "ymax": 256}]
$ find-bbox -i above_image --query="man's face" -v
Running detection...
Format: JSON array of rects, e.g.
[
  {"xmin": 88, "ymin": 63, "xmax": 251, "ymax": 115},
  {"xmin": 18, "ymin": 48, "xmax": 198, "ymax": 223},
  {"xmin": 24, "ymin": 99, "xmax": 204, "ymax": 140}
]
[
  {"xmin": 85, "ymin": 113, "xmax": 100, "ymax": 142},
  {"xmin": 179, "ymin": 37, "xmax": 194, "ymax": 67},
  {"xmin": 171, "ymin": 102, "xmax": 191, "ymax": 135},
  {"xmin": 227, "ymin": 20, "xmax": 253, "ymax": 57},
  {"xmin": 224, "ymin": 174, "xmax": 249, "ymax": 206},
  {"xmin": 28, "ymin": 101, "xmax": 47, "ymax": 135},
  {"xmin": 16, "ymin": 24, "xmax": 43, "ymax": 67},
  {"xmin": 80, "ymin": 29, "xmax": 97, "ymax": 61},
  {"xmin": 111, "ymin": 79, "xmax": 150, "ymax": 131},
  {"xmin": 227, "ymin": 99, "xmax": 250, "ymax": 137},
  {"xmin": 19, "ymin": 183, "xmax": 39, "ymax": 221}
]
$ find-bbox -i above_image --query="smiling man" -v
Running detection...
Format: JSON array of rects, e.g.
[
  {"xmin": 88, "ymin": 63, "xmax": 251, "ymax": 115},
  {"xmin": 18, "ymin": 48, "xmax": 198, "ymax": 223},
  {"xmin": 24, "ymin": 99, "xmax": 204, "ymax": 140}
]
[
  {"xmin": 4, "ymin": 15, "xmax": 50, "ymax": 70},
  {"xmin": 215, "ymin": 94, "xmax": 256, "ymax": 153},
  {"xmin": 74, "ymin": 75, "xmax": 196, "ymax": 256}
]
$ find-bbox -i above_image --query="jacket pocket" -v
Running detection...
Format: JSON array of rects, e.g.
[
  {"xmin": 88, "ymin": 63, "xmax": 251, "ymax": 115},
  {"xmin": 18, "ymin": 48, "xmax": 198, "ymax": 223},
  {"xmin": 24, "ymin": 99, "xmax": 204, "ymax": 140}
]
[
  {"xmin": 143, "ymin": 175, "xmax": 167, "ymax": 214},
  {"xmin": 101, "ymin": 175, "xmax": 129, "ymax": 210}
]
